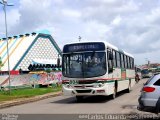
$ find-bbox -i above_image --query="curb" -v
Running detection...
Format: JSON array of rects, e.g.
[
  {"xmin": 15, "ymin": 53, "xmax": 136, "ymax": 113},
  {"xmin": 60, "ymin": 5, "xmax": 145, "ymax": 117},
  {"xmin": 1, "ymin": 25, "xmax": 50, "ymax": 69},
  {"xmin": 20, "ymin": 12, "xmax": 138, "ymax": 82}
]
[{"xmin": 0, "ymin": 91, "xmax": 62, "ymax": 109}]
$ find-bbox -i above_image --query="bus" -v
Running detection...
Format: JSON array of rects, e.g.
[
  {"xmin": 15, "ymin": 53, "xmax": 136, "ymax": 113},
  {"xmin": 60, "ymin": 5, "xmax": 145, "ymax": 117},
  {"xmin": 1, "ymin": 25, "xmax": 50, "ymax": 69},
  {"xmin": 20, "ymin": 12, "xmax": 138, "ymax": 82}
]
[
  {"xmin": 141, "ymin": 68, "xmax": 152, "ymax": 78},
  {"xmin": 62, "ymin": 42, "xmax": 135, "ymax": 101}
]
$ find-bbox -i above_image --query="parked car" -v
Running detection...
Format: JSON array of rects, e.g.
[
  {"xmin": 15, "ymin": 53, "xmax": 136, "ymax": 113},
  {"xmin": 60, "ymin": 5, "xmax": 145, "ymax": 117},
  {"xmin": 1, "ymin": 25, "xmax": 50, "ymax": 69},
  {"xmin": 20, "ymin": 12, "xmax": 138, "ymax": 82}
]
[{"xmin": 138, "ymin": 73, "xmax": 160, "ymax": 113}]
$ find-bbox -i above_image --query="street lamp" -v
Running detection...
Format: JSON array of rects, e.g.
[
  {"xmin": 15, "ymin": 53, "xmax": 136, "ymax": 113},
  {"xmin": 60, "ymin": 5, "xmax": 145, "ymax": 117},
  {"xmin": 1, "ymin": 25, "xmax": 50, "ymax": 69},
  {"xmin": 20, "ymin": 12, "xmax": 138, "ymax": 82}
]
[{"xmin": 0, "ymin": 0, "xmax": 14, "ymax": 94}]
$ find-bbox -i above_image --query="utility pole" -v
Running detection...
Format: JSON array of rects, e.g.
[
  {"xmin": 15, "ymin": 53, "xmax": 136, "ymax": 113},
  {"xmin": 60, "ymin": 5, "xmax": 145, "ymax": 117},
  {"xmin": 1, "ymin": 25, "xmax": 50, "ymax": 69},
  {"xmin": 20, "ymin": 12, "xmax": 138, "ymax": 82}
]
[{"xmin": 0, "ymin": 0, "xmax": 14, "ymax": 94}]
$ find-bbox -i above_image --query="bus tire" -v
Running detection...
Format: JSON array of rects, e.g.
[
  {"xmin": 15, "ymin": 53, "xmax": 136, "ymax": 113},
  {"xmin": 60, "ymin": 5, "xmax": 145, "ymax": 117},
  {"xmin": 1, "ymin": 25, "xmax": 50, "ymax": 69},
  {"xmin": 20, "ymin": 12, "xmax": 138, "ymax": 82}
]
[{"xmin": 76, "ymin": 96, "xmax": 83, "ymax": 102}]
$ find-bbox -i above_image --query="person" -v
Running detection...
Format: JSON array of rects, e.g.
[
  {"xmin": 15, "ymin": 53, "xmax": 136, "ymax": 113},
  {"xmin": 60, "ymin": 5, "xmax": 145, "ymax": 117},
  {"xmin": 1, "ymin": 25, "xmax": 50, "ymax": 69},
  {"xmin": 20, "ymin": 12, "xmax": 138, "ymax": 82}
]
[
  {"xmin": 135, "ymin": 73, "xmax": 140, "ymax": 83},
  {"xmin": 19, "ymin": 68, "xmax": 23, "ymax": 74}
]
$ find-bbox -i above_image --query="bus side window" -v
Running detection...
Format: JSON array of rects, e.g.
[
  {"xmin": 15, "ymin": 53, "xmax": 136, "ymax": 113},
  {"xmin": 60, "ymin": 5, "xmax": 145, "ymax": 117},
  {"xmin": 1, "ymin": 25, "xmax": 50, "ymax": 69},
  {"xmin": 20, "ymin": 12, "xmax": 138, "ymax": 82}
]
[
  {"xmin": 126, "ymin": 56, "xmax": 129, "ymax": 68},
  {"xmin": 128, "ymin": 57, "xmax": 131, "ymax": 69},
  {"xmin": 113, "ymin": 50, "xmax": 117, "ymax": 68},
  {"xmin": 131, "ymin": 58, "xmax": 132, "ymax": 69},
  {"xmin": 116, "ymin": 51, "xmax": 120, "ymax": 68},
  {"xmin": 130, "ymin": 57, "xmax": 133, "ymax": 69},
  {"xmin": 107, "ymin": 48, "xmax": 113, "ymax": 73},
  {"xmin": 124, "ymin": 55, "xmax": 127, "ymax": 68},
  {"xmin": 132, "ymin": 58, "xmax": 134, "ymax": 69},
  {"xmin": 120, "ymin": 53, "xmax": 124, "ymax": 68}
]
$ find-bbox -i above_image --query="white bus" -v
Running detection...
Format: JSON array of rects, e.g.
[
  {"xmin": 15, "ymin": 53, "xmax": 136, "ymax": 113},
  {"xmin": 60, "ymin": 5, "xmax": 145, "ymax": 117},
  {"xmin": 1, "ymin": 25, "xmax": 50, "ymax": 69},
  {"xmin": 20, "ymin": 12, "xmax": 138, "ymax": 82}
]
[{"xmin": 62, "ymin": 42, "xmax": 135, "ymax": 101}]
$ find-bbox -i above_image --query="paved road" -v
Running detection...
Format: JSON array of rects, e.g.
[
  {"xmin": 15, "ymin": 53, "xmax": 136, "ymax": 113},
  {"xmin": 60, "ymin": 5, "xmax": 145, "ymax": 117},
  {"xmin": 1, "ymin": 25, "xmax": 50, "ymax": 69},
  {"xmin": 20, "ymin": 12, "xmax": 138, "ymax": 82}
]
[{"xmin": 0, "ymin": 79, "xmax": 150, "ymax": 115}]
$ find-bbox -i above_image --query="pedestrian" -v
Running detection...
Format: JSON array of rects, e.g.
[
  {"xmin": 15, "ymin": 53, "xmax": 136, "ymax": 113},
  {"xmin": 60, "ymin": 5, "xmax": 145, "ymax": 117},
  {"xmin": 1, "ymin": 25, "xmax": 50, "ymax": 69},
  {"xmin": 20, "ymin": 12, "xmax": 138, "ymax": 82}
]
[{"xmin": 135, "ymin": 73, "xmax": 140, "ymax": 83}]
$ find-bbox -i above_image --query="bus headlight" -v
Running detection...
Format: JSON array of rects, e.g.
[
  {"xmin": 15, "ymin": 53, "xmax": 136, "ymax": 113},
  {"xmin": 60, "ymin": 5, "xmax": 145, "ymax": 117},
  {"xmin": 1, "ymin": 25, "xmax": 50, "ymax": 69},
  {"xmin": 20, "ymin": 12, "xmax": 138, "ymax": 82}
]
[
  {"xmin": 95, "ymin": 83, "xmax": 104, "ymax": 88},
  {"xmin": 98, "ymin": 83, "xmax": 104, "ymax": 87},
  {"xmin": 65, "ymin": 84, "xmax": 72, "ymax": 88}
]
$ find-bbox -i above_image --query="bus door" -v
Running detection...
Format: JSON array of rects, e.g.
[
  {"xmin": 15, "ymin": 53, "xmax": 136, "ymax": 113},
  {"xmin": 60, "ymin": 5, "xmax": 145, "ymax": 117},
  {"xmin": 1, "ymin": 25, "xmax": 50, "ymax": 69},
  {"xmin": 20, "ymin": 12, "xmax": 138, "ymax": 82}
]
[
  {"xmin": 120, "ymin": 53, "xmax": 126, "ymax": 80},
  {"xmin": 107, "ymin": 48, "xmax": 114, "ymax": 79}
]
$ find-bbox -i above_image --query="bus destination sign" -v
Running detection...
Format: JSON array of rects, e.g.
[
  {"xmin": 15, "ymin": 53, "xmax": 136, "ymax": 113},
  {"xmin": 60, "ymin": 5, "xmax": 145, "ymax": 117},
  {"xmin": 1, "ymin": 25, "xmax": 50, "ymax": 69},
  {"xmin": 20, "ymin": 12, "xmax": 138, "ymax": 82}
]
[{"xmin": 63, "ymin": 42, "xmax": 105, "ymax": 53}]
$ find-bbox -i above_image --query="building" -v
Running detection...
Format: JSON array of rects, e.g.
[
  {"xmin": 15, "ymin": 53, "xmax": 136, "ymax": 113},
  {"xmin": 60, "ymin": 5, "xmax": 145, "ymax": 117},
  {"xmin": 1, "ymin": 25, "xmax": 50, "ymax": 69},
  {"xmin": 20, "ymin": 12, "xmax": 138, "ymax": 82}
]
[{"xmin": 0, "ymin": 30, "xmax": 62, "ymax": 74}]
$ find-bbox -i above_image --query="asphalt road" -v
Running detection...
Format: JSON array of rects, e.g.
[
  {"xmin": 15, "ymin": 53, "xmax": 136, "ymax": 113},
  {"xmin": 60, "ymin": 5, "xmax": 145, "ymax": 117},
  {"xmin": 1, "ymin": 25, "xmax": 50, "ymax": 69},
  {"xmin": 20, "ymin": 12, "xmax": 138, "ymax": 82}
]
[
  {"xmin": 0, "ymin": 78, "xmax": 159, "ymax": 119},
  {"xmin": 0, "ymin": 79, "xmax": 147, "ymax": 113}
]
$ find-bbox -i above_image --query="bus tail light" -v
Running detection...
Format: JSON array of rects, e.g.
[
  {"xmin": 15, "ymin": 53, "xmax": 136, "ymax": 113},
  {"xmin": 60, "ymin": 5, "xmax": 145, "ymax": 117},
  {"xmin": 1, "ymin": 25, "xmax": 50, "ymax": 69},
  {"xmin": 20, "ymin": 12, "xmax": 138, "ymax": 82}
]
[{"xmin": 142, "ymin": 87, "xmax": 155, "ymax": 92}]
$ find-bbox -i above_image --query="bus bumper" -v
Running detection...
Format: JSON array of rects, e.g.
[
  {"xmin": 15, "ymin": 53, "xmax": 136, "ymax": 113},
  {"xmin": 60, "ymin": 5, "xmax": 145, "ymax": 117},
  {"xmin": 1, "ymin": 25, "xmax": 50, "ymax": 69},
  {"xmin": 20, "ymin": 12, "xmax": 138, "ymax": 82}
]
[{"xmin": 62, "ymin": 85, "xmax": 110, "ymax": 96}]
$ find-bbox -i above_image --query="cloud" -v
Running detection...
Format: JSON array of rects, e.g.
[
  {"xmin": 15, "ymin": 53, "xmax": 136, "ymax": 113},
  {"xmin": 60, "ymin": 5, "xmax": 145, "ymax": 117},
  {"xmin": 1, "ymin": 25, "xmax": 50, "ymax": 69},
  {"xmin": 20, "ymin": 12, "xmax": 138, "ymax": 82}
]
[
  {"xmin": 82, "ymin": 0, "xmax": 139, "ymax": 24},
  {"xmin": 0, "ymin": 8, "xmax": 19, "ymax": 37},
  {"xmin": 111, "ymin": 8, "xmax": 160, "ymax": 54},
  {"xmin": 111, "ymin": 16, "xmax": 122, "ymax": 26},
  {"xmin": 78, "ymin": 0, "xmax": 160, "ymax": 56},
  {"xmin": 62, "ymin": 9, "xmax": 81, "ymax": 18},
  {"xmin": 0, "ymin": 0, "xmax": 160, "ymax": 64}
]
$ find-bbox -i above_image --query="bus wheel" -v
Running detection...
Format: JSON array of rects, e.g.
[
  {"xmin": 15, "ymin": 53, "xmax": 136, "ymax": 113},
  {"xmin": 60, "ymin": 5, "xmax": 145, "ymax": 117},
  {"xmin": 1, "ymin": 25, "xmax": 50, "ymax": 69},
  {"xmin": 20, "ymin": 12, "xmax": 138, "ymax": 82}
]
[
  {"xmin": 112, "ymin": 87, "xmax": 117, "ymax": 99},
  {"xmin": 76, "ymin": 96, "xmax": 83, "ymax": 102}
]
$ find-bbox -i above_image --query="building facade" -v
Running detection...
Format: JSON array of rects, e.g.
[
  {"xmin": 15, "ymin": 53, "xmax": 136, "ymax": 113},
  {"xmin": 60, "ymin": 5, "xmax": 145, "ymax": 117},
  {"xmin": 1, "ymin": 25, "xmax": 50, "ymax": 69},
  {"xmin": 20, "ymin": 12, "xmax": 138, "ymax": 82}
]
[{"xmin": 0, "ymin": 31, "xmax": 62, "ymax": 73}]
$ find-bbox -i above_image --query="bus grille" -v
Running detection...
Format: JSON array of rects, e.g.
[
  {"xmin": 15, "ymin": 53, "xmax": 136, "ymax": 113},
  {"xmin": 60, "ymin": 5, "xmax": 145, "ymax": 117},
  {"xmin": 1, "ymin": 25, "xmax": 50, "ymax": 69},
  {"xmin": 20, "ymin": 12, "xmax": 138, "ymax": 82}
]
[
  {"xmin": 76, "ymin": 90, "xmax": 92, "ymax": 93},
  {"xmin": 79, "ymin": 80, "xmax": 96, "ymax": 84},
  {"xmin": 74, "ymin": 85, "xmax": 94, "ymax": 88}
]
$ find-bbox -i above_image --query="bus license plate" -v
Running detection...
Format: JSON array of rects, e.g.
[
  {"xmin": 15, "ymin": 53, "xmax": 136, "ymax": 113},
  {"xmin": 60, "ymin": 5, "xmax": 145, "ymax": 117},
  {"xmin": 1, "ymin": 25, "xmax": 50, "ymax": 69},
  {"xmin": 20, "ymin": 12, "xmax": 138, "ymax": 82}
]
[{"xmin": 69, "ymin": 80, "xmax": 79, "ymax": 84}]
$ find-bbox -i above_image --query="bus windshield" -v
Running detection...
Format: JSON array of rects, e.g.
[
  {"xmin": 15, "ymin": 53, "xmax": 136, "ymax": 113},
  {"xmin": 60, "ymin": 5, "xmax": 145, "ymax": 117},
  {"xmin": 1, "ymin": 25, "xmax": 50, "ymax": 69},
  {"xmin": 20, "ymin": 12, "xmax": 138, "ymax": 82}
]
[{"xmin": 62, "ymin": 52, "xmax": 106, "ymax": 78}]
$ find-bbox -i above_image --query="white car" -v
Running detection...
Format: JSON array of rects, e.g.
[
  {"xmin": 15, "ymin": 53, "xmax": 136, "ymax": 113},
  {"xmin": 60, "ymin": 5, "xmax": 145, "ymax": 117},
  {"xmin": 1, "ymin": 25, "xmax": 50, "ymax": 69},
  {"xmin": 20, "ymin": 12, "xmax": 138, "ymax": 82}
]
[{"xmin": 138, "ymin": 73, "xmax": 160, "ymax": 113}]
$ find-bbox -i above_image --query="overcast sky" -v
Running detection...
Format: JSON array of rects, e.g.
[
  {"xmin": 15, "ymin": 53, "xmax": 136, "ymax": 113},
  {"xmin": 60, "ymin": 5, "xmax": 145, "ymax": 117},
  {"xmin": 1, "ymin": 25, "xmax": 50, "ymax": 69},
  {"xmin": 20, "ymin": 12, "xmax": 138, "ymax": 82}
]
[{"xmin": 0, "ymin": 0, "xmax": 160, "ymax": 65}]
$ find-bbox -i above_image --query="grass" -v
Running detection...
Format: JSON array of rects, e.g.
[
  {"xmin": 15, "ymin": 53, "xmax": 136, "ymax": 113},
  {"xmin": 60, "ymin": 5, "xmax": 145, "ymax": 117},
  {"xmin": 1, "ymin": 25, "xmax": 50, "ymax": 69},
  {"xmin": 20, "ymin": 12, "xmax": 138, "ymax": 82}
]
[{"xmin": 0, "ymin": 86, "xmax": 62, "ymax": 102}]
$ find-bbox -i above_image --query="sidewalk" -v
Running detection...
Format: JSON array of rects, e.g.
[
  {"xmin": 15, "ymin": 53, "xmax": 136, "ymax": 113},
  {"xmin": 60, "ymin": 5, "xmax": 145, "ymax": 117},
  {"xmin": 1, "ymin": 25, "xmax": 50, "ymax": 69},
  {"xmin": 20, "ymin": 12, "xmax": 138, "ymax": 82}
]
[{"xmin": 0, "ymin": 91, "xmax": 62, "ymax": 109}]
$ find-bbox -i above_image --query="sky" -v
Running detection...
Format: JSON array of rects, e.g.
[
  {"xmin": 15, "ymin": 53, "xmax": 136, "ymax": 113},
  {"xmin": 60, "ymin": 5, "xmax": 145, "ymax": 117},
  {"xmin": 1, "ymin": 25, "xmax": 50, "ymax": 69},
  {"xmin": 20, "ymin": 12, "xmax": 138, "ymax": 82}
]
[{"xmin": 0, "ymin": 0, "xmax": 160, "ymax": 65}]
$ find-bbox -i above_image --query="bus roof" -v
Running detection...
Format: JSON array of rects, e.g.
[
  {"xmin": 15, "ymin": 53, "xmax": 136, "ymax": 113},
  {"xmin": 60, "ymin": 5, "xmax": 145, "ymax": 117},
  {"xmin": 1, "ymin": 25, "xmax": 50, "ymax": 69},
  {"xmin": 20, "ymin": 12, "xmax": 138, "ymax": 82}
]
[
  {"xmin": 104, "ymin": 42, "xmax": 134, "ymax": 58},
  {"xmin": 64, "ymin": 41, "xmax": 134, "ymax": 58}
]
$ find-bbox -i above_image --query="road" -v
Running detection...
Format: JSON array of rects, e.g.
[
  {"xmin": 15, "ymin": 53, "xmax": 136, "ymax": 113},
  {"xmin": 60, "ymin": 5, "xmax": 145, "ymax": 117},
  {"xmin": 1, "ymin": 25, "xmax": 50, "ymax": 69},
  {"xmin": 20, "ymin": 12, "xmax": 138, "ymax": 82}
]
[
  {"xmin": 0, "ymin": 79, "xmax": 148, "ymax": 113},
  {"xmin": 0, "ymin": 78, "xmax": 159, "ymax": 119}
]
